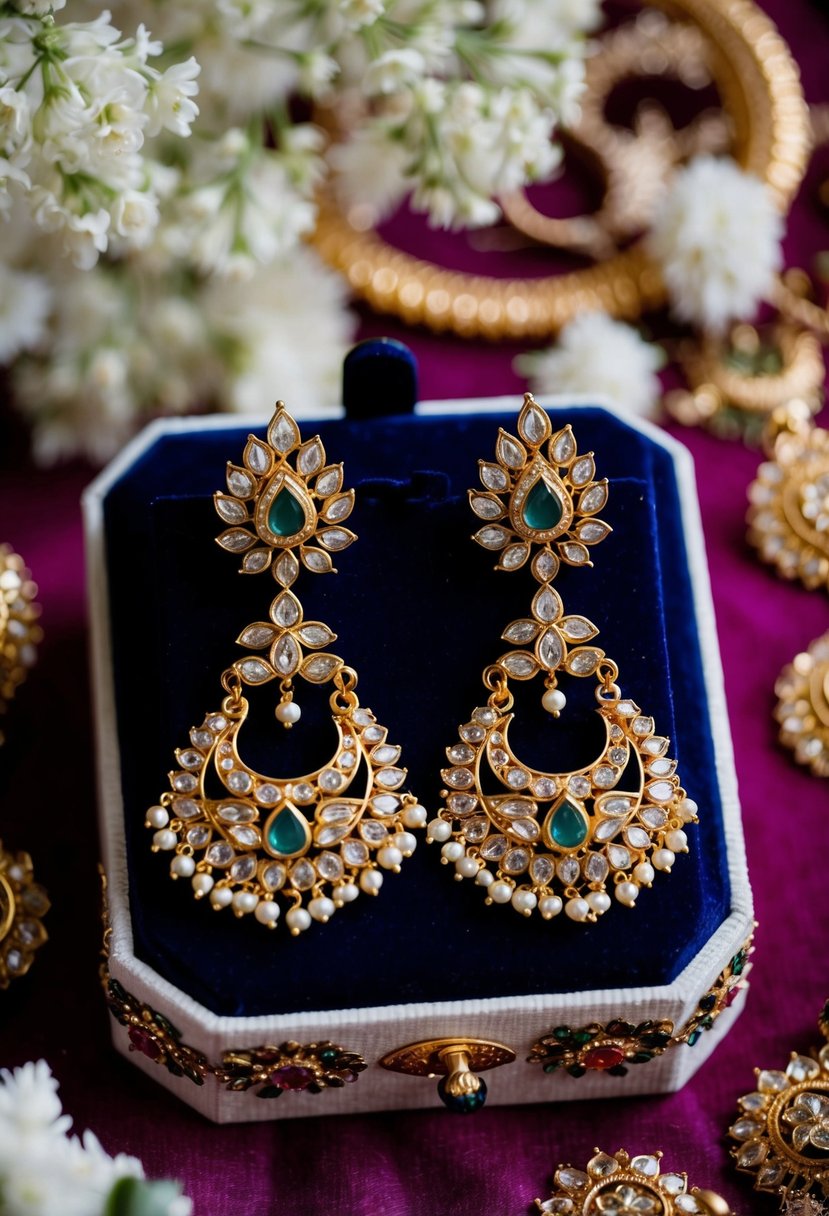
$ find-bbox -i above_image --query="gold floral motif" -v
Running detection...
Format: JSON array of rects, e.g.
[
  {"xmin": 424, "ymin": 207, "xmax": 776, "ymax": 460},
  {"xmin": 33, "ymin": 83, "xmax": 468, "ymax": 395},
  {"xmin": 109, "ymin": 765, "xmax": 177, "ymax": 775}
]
[
  {"xmin": 775, "ymin": 633, "xmax": 829, "ymax": 777},
  {"xmin": 0, "ymin": 843, "xmax": 49, "ymax": 987}
]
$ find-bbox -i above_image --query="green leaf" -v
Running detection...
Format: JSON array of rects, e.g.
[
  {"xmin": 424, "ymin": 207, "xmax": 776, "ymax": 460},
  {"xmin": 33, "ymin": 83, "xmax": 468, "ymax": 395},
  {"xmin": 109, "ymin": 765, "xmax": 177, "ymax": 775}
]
[{"xmin": 105, "ymin": 1177, "xmax": 189, "ymax": 1216}]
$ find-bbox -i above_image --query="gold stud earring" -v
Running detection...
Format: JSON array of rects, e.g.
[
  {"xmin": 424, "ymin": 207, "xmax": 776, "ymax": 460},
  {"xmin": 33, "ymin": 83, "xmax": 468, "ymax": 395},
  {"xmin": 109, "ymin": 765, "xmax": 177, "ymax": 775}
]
[
  {"xmin": 535, "ymin": 1148, "xmax": 734, "ymax": 1214},
  {"xmin": 427, "ymin": 394, "xmax": 698, "ymax": 923},
  {"xmin": 146, "ymin": 402, "xmax": 424, "ymax": 934}
]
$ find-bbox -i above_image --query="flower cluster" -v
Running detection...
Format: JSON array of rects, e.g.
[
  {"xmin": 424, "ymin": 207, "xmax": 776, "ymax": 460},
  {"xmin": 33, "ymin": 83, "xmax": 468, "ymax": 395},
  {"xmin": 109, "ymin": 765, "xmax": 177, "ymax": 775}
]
[{"xmin": 0, "ymin": 1060, "xmax": 190, "ymax": 1216}]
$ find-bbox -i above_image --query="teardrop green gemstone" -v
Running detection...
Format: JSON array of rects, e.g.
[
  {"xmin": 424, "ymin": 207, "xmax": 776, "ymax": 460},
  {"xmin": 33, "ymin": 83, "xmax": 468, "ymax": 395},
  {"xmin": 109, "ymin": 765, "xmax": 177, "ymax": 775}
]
[
  {"xmin": 268, "ymin": 487, "xmax": 305, "ymax": 538},
  {"xmin": 522, "ymin": 479, "xmax": 562, "ymax": 531},
  {"xmin": 550, "ymin": 800, "xmax": 587, "ymax": 849},
  {"xmin": 266, "ymin": 806, "xmax": 309, "ymax": 856}
]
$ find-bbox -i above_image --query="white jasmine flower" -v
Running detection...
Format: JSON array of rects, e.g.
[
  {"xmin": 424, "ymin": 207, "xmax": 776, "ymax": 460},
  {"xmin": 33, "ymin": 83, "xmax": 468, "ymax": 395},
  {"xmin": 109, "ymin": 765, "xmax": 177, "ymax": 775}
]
[
  {"xmin": 515, "ymin": 312, "xmax": 664, "ymax": 419},
  {"xmin": 0, "ymin": 1060, "xmax": 70, "ymax": 1140},
  {"xmin": 7, "ymin": 0, "xmax": 67, "ymax": 12},
  {"xmin": 363, "ymin": 48, "xmax": 426, "ymax": 96},
  {"xmin": 0, "ymin": 264, "xmax": 50, "ymax": 363},
  {"xmin": 297, "ymin": 51, "xmax": 339, "ymax": 98},
  {"xmin": 111, "ymin": 189, "xmax": 160, "ymax": 247},
  {"xmin": 647, "ymin": 156, "xmax": 784, "ymax": 332},
  {"xmin": 340, "ymin": 0, "xmax": 385, "ymax": 29},
  {"xmin": 144, "ymin": 57, "xmax": 200, "ymax": 138},
  {"xmin": 489, "ymin": 0, "xmax": 602, "ymax": 43}
]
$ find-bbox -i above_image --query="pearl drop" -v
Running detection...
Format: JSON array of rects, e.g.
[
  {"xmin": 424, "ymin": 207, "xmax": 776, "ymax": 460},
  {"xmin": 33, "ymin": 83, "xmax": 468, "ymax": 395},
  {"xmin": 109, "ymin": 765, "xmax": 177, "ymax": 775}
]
[
  {"xmin": 489, "ymin": 881, "xmax": 513, "ymax": 904},
  {"xmin": 309, "ymin": 896, "xmax": 336, "ymax": 923},
  {"xmin": 455, "ymin": 855, "xmax": 479, "ymax": 879},
  {"xmin": 402, "ymin": 804, "xmax": 428, "ymax": 829},
  {"xmin": 170, "ymin": 855, "xmax": 195, "ymax": 878},
  {"xmin": 586, "ymin": 890, "xmax": 611, "ymax": 915},
  {"xmin": 286, "ymin": 907, "xmax": 311, "ymax": 934},
  {"xmin": 511, "ymin": 890, "xmax": 537, "ymax": 915},
  {"xmin": 653, "ymin": 848, "xmax": 675, "ymax": 872},
  {"xmin": 542, "ymin": 688, "xmax": 566, "ymax": 715},
  {"xmin": 392, "ymin": 832, "xmax": 417, "ymax": 856},
  {"xmin": 276, "ymin": 701, "xmax": 301, "ymax": 724},
  {"xmin": 427, "ymin": 818, "xmax": 452, "ymax": 843},
  {"xmin": 679, "ymin": 797, "xmax": 698, "ymax": 822},
  {"xmin": 255, "ymin": 900, "xmax": 280, "ymax": 926},
  {"xmin": 475, "ymin": 868, "xmax": 494, "ymax": 887},
  {"xmin": 565, "ymin": 897, "xmax": 590, "ymax": 922},
  {"xmin": 210, "ymin": 886, "xmax": 233, "ymax": 909},
  {"xmin": 665, "ymin": 829, "xmax": 688, "ymax": 853},
  {"xmin": 192, "ymin": 872, "xmax": 214, "ymax": 897},
  {"xmin": 378, "ymin": 846, "xmax": 403, "ymax": 871},
  {"xmin": 360, "ymin": 869, "xmax": 383, "ymax": 894},
  {"xmin": 333, "ymin": 882, "xmax": 359, "ymax": 904},
  {"xmin": 539, "ymin": 895, "xmax": 563, "ymax": 919},
  {"xmin": 153, "ymin": 829, "xmax": 176, "ymax": 851},
  {"xmin": 633, "ymin": 862, "xmax": 654, "ymax": 886},
  {"xmin": 441, "ymin": 841, "xmax": 464, "ymax": 863},
  {"xmin": 147, "ymin": 806, "xmax": 169, "ymax": 828},
  {"xmin": 615, "ymin": 881, "xmax": 639, "ymax": 907},
  {"xmin": 233, "ymin": 890, "xmax": 258, "ymax": 914}
]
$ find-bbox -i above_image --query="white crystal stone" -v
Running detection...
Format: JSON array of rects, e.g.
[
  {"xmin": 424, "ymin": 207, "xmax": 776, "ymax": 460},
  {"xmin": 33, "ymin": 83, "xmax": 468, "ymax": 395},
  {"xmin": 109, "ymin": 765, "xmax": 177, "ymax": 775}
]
[
  {"xmin": 647, "ymin": 781, "xmax": 674, "ymax": 803},
  {"xmin": 333, "ymin": 882, "xmax": 359, "ymax": 904},
  {"xmin": 497, "ymin": 432, "xmax": 525, "ymax": 467},
  {"xmin": 633, "ymin": 862, "xmax": 655, "ymax": 886},
  {"xmin": 153, "ymin": 829, "xmax": 176, "ymax": 851},
  {"xmin": 239, "ymin": 659, "xmax": 272, "ymax": 684},
  {"xmin": 316, "ymin": 469, "xmax": 342, "ymax": 496},
  {"xmin": 570, "ymin": 455, "xmax": 595, "ymax": 486},
  {"xmin": 343, "ymin": 840, "xmax": 369, "ymax": 866},
  {"xmin": 147, "ymin": 806, "xmax": 169, "ymax": 828},
  {"xmin": 316, "ymin": 852, "xmax": 344, "ymax": 881},
  {"xmin": 187, "ymin": 826, "xmax": 211, "ymax": 847},
  {"xmin": 377, "ymin": 767, "xmax": 406, "ymax": 789},
  {"xmin": 659, "ymin": 1175, "xmax": 685, "ymax": 1196},
  {"xmin": 270, "ymin": 412, "xmax": 299, "ymax": 452},
  {"xmin": 243, "ymin": 550, "xmax": 270, "ymax": 573},
  {"xmin": 206, "ymin": 842, "xmax": 234, "ymax": 866},
  {"xmin": 292, "ymin": 783, "xmax": 314, "ymax": 804},
  {"xmin": 372, "ymin": 795, "xmax": 401, "ymax": 816},
  {"xmin": 309, "ymin": 896, "xmax": 336, "ymax": 923},
  {"xmin": 302, "ymin": 549, "xmax": 332, "ymax": 573},
  {"xmin": 172, "ymin": 772, "xmax": 197, "ymax": 792},
  {"xmin": 378, "ymin": 846, "xmax": 403, "ymax": 870},
  {"xmin": 255, "ymin": 901, "xmax": 280, "ymax": 926},
  {"xmin": 506, "ymin": 768, "xmax": 530, "ymax": 789},
  {"xmin": 631, "ymin": 1156, "xmax": 659, "ymax": 1177},
  {"xmin": 320, "ymin": 769, "xmax": 344, "ymax": 791},
  {"xmin": 360, "ymin": 869, "xmax": 383, "ymax": 894},
  {"xmin": 215, "ymin": 496, "xmax": 247, "ymax": 524},
  {"xmin": 665, "ymin": 829, "xmax": 688, "ymax": 853},
  {"xmin": 232, "ymin": 891, "xmax": 258, "ymax": 914},
  {"xmin": 227, "ymin": 771, "xmax": 252, "ymax": 793},
  {"xmin": 551, "ymin": 429, "xmax": 576, "ymax": 463},
  {"xmin": 481, "ymin": 463, "xmax": 509, "ymax": 491},
  {"xmin": 230, "ymin": 825, "xmax": 260, "ymax": 848},
  {"xmin": 471, "ymin": 495, "xmax": 503, "ymax": 520},
  {"xmin": 286, "ymin": 907, "xmax": 312, "ymax": 934},
  {"xmin": 503, "ymin": 619, "xmax": 538, "ymax": 644},
  {"xmin": 648, "ymin": 758, "xmax": 674, "ymax": 777},
  {"xmin": 653, "ymin": 849, "xmax": 675, "ymax": 871},
  {"xmin": 601, "ymin": 796, "xmax": 631, "ymax": 817},
  {"xmin": 455, "ymin": 855, "xmax": 479, "ymax": 879},
  {"xmin": 593, "ymin": 766, "xmax": 617, "ymax": 788},
  {"xmin": 511, "ymin": 889, "xmax": 537, "ymax": 914},
  {"xmin": 615, "ymin": 881, "xmax": 639, "ymax": 907},
  {"xmin": 402, "ymin": 804, "xmax": 427, "ymax": 828},
  {"xmin": 519, "ymin": 402, "xmax": 549, "ymax": 444},
  {"xmin": 427, "ymin": 819, "xmax": 452, "ymax": 842},
  {"xmin": 171, "ymin": 855, "xmax": 195, "ymax": 878},
  {"xmin": 501, "ymin": 544, "xmax": 529, "ymax": 569},
  {"xmin": 304, "ymin": 655, "xmax": 340, "ymax": 681},
  {"xmin": 192, "ymin": 873, "xmax": 214, "ymax": 897},
  {"xmin": 298, "ymin": 437, "xmax": 324, "ymax": 474},
  {"xmin": 569, "ymin": 776, "xmax": 590, "ymax": 796},
  {"xmin": 210, "ymin": 886, "xmax": 233, "ymax": 908},
  {"xmin": 227, "ymin": 469, "xmax": 254, "ymax": 497},
  {"xmin": 533, "ymin": 776, "xmax": 558, "ymax": 797},
  {"xmin": 245, "ymin": 438, "xmax": 271, "ymax": 473},
  {"xmin": 231, "ymin": 857, "xmax": 256, "ymax": 881},
  {"xmin": 291, "ymin": 860, "xmax": 317, "ymax": 890},
  {"xmin": 607, "ymin": 845, "xmax": 631, "ymax": 870},
  {"xmin": 586, "ymin": 890, "xmax": 610, "ymax": 915},
  {"xmin": 274, "ymin": 635, "xmax": 300, "ymax": 676},
  {"xmin": 588, "ymin": 1153, "xmax": 619, "ymax": 1178},
  {"xmin": 565, "ymin": 897, "xmax": 590, "ymax": 921},
  {"xmin": 502, "ymin": 653, "xmax": 536, "ymax": 678},
  {"xmin": 320, "ymin": 527, "xmax": 351, "ymax": 551},
  {"xmin": 533, "ymin": 586, "xmax": 562, "ymax": 623},
  {"xmin": 539, "ymin": 895, "xmax": 563, "ymax": 919},
  {"xmin": 476, "ymin": 526, "xmax": 510, "ymax": 550},
  {"xmin": 579, "ymin": 483, "xmax": 607, "ymax": 514},
  {"xmin": 625, "ymin": 827, "xmax": 650, "ymax": 849},
  {"xmin": 178, "ymin": 750, "xmax": 203, "ymax": 769},
  {"xmin": 538, "ymin": 629, "xmax": 563, "ymax": 670},
  {"xmin": 489, "ymin": 881, "xmax": 513, "ymax": 904},
  {"xmin": 593, "ymin": 819, "xmax": 622, "ymax": 842},
  {"xmin": 584, "ymin": 854, "xmax": 608, "ymax": 883},
  {"xmin": 640, "ymin": 807, "xmax": 667, "ymax": 829},
  {"xmin": 318, "ymin": 825, "xmax": 348, "ymax": 846},
  {"xmin": 441, "ymin": 841, "xmax": 464, "ymax": 862},
  {"xmin": 568, "ymin": 648, "xmax": 600, "ymax": 673},
  {"xmin": 510, "ymin": 818, "xmax": 539, "ymax": 842}
]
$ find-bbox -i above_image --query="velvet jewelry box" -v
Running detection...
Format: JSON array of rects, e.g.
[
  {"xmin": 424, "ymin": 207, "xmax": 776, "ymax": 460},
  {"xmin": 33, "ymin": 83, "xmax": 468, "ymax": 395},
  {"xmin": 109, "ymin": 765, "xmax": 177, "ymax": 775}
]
[{"xmin": 84, "ymin": 374, "xmax": 753, "ymax": 1123}]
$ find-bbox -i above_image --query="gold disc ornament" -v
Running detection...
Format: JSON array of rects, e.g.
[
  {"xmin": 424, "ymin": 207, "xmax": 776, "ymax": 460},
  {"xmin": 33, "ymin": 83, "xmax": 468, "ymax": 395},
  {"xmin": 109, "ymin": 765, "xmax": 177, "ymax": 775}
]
[
  {"xmin": 146, "ymin": 404, "xmax": 424, "ymax": 934},
  {"xmin": 536, "ymin": 1148, "xmax": 734, "ymax": 1214},
  {"xmin": 428, "ymin": 396, "xmax": 698, "ymax": 924}
]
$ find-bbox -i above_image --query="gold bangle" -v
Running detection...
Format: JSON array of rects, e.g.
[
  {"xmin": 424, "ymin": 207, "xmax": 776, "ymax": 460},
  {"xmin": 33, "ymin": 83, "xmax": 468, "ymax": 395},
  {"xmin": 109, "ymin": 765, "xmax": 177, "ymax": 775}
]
[{"xmin": 311, "ymin": 0, "xmax": 810, "ymax": 341}]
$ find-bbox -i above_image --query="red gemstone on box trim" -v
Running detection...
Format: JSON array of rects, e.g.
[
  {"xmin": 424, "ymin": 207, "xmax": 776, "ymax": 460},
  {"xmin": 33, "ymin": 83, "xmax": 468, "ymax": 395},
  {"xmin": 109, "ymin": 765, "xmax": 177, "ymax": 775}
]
[
  {"xmin": 270, "ymin": 1064, "xmax": 315, "ymax": 1091},
  {"xmin": 583, "ymin": 1046, "xmax": 625, "ymax": 1070},
  {"xmin": 128, "ymin": 1026, "xmax": 163, "ymax": 1060}
]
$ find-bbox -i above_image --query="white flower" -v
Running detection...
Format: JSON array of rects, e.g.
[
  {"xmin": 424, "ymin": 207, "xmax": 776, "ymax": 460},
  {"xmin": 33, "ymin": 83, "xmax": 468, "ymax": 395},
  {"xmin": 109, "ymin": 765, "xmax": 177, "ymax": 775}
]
[
  {"xmin": 515, "ymin": 312, "xmax": 664, "ymax": 418},
  {"xmin": 340, "ymin": 0, "xmax": 385, "ymax": 29},
  {"xmin": 0, "ymin": 1060, "xmax": 70, "ymax": 1142},
  {"xmin": 363, "ymin": 48, "xmax": 426, "ymax": 96},
  {"xmin": 7, "ymin": 0, "xmax": 67, "ymax": 12},
  {"xmin": 0, "ymin": 264, "xmax": 50, "ymax": 363},
  {"xmin": 111, "ymin": 189, "xmax": 160, "ymax": 247},
  {"xmin": 145, "ymin": 57, "xmax": 200, "ymax": 138},
  {"xmin": 297, "ymin": 51, "xmax": 339, "ymax": 98},
  {"xmin": 647, "ymin": 156, "xmax": 784, "ymax": 332}
]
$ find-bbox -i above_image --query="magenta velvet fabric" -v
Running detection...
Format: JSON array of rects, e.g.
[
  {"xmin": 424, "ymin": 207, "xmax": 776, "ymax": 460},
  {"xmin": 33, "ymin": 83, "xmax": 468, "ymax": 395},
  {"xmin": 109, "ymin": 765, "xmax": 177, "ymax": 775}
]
[{"xmin": 1, "ymin": 1, "xmax": 829, "ymax": 1211}]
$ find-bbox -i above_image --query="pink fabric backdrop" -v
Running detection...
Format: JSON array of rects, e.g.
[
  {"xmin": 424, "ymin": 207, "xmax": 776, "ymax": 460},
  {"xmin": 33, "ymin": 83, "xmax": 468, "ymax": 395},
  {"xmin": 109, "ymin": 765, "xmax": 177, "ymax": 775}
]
[{"xmin": 1, "ymin": 1, "xmax": 828, "ymax": 1211}]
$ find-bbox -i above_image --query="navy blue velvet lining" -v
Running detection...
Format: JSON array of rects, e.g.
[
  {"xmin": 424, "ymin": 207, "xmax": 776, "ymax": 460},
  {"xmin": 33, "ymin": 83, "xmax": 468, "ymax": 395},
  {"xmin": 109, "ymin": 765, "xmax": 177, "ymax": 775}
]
[{"xmin": 102, "ymin": 407, "xmax": 730, "ymax": 1017}]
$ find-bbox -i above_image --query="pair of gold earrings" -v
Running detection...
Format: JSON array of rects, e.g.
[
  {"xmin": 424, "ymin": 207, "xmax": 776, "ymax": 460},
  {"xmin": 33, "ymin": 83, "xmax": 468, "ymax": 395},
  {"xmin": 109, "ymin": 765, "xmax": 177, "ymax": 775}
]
[{"xmin": 146, "ymin": 395, "xmax": 697, "ymax": 933}]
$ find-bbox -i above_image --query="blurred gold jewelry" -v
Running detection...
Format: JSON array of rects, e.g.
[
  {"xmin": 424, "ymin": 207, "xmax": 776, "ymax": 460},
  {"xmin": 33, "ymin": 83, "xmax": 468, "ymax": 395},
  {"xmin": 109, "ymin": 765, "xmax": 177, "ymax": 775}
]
[
  {"xmin": 774, "ymin": 632, "xmax": 829, "ymax": 778},
  {"xmin": 0, "ymin": 842, "xmax": 49, "ymax": 987},
  {"xmin": 0, "ymin": 544, "xmax": 42, "ymax": 744},
  {"xmin": 535, "ymin": 1148, "xmax": 734, "ymax": 1214}
]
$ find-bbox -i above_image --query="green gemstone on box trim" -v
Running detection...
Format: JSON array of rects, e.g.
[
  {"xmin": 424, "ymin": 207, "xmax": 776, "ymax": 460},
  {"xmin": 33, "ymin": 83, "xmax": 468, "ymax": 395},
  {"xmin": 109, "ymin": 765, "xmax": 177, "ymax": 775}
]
[
  {"xmin": 266, "ymin": 806, "xmax": 309, "ymax": 856},
  {"xmin": 268, "ymin": 487, "xmax": 305, "ymax": 538},
  {"xmin": 522, "ymin": 479, "xmax": 563, "ymax": 531},
  {"xmin": 549, "ymin": 800, "xmax": 588, "ymax": 848}
]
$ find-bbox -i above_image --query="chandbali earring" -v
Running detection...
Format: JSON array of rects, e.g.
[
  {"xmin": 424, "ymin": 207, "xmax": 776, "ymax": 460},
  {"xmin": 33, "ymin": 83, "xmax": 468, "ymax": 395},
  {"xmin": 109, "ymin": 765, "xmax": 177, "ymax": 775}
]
[
  {"xmin": 146, "ymin": 403, "xmax": 423, "ymax": 934},
  {"xmin": 428, "ymin": 394, "xmax": 698, "ymax": 924}
]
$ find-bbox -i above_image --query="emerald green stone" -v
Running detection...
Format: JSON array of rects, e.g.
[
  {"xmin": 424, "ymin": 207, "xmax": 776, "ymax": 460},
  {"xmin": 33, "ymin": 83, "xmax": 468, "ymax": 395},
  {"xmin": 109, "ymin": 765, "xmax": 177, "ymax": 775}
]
[
  {"xmin": 522, "ymin": 479, "xmax": 562, "ymax": 531},
  {"xmin": 550, "ymin": 800, "xmax": 587, "ymax": 848},
  {"xmin": 266, "ymin": 807, "xmax": 308, "ymax": 855},
  {"xmin": 268, "ymin": 487, "xmax": 305, "ymax": 538}
]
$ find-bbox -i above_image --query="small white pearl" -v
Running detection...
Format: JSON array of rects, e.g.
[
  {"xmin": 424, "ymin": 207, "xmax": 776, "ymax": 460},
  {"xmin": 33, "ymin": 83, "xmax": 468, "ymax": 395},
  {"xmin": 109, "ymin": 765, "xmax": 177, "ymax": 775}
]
[
  {"xmin": 511, "ymin": 890, "xmax": 537, "ymax": 916},
  {"xmin": 275, "ymin": 701, "xmax": 301, "ymax": 725},
  {"xmin": 489, "ymin": 881, "xmax": 513, "ymax": 904},
  {"xmin": 360, "ymin": 869, "xmax": 383, "ymax": 895},
  {"xmin": 378, "ymin": 846, "xmax": 403, "ymax": 871},
  {"xmin": 475, "ymin": 868, "xmax": 494, "ymax": 887},
  {"xmin": 402, "ymin": 804, "xmax": 428, "ymax": 829},
  {"xmin": 392, "ymin": 832, "xmax": 417, "ymax": 856},
  {"xmin": 255, "ymin": 900, "xmax": 280, "ymax": 926},
  {"xmin": 653, "ymin": 848, "xmax": 675, "ymax": 872},
  {"xmin": 170, "ymin": 855, "xmax": 195, "ymax": 879},
  {"xmin": 679, "ymin": 797, "xmax": 698, "ymax": 823},
  {"xmin": 427, "ymin": 818, "xmax": 452, "ymax": 843},
  {"xmin": 542, "ymin": 688, "xmax": 566, "ymax": 715},
  {"xmin": 539, "ymin": 895, "xmax": 563, "ymax": 919},
  {"xmin": 309, "ymin": 896, "xmax": 336, "ymax": 923},
  {"xmin": 633, "ymin": 862, "xmax": 654, "ymax": 886},
  {"xmin": 665, "ymin": 829, "xmax": 688, "ymax": 853},
  {"xmin": 147, "ymin": 806, "xmax": 169, "ymax": 828},
  {"xmin": 455, "ymin": 855, "xmax": 479, "ymax": 879},
  {"xmin": 587, "ymin": 890, "xmax": 611, "ymax": 915},
  {"xmin": 565, "ymin": 897, "xmax": 590, "ymax": 922},
  {"xmin": 210, "ymin": 886, "xmax": 233, "ymax": 909},
  {"xmin": 333, "ymin": 882, "xmax": 359, "ymax": 905},
  {"xmin": 441, "ymin": 841, "xmax": 464, "ymax": 863},
  {"xmin": 615, "ymin": 881, "xmax": 639, "ymax": 907},
  {"xmin": 233, "ymin": 890, "xmax": 259, "ymax": 915},
  {"xmin": 192, "ymin": 872, "xmax": 214, "ymax": 898},
  {"xmin": 286, "ymin": 907, "xmax": 311, "ymax": 935},
  {"xmin": 153, "ymin": 829, "xmax": 177, "ymax": 851}
]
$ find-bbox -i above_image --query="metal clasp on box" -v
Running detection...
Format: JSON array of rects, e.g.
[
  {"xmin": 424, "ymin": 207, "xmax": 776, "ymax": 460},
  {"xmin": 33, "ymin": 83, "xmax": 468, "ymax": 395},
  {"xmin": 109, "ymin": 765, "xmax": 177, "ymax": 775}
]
[{"xmin": 379, "ymin": 1037, "xmax": 515, "ymax": 1112}]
